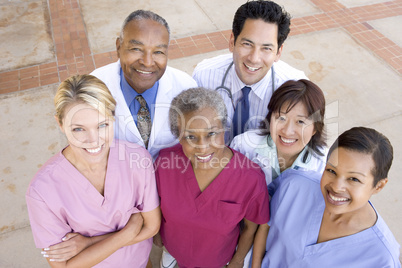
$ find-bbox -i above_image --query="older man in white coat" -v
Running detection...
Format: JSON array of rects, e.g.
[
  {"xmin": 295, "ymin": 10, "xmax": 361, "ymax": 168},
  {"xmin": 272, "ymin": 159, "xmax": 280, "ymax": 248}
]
[{"xmin": 92, "ymin": 10, "xmax": 197, "ymax": 160}]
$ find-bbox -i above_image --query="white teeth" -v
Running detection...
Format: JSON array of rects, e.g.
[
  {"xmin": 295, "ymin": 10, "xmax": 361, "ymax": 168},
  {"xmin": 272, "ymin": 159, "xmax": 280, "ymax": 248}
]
[
  {"xmin": 196, "ymin": 154, "xmax": 211, "ymax": 160},
  {"xmin": 329, "ymin": 193, "xmax": 349, "ymax": 202},
  {"xmin": 136, "ymin": 69, "xmax": 152, "ymax": 74},
  {"xmin": 280, "ymin": 136, "xmax": 296, "ymax": 144},
  {"xmin": 86, "ymin": 146, "xmax": 101, "ymax": 154},
  {"xmin": 244, "ymin": 63, "xmax": 260, "ymax": 71}
]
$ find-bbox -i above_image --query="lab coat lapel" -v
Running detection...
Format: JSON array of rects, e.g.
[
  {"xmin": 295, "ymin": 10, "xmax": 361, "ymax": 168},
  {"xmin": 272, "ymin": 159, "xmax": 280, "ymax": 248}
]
[{"xmin": 148, "ymin": 75, "xmax": 172, "ymax": 149}]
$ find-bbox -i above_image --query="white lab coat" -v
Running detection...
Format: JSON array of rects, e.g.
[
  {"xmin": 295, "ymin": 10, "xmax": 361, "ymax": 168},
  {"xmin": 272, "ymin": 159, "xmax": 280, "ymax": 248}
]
[{"xmin": 91, "ymin": 60, "xmax": 197, "ymax": 160}]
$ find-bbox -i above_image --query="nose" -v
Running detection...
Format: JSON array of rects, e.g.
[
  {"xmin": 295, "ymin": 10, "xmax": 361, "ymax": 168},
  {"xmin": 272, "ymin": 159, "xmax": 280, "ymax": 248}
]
[
  {"xmin": 331, "ymin": 177, "xmax": 346, "ymax": 192},
  {"xmin": 248, "ymin": 47, "xmax": 261, "ymax": 63},
  {"xmin": 282, "ymin": 121, "xmax": 295, "ymax": 136},
  {"xmin": 85, "ymin": 129, "xmax": 99, "ymax": 146},
  {"xmin": 140, "ymin": 51, "xmax": 154, "ymax": 67},
  {"xmin": 195, "ymin": 137, "xmax": 209, "ymax": 152}
]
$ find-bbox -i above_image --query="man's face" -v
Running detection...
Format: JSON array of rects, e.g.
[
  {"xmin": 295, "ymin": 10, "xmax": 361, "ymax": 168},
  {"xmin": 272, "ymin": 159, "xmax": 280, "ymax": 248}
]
[
  {"xmin": 116, "ymin": 19, "xmax": 169, "ymax": 94},
  {"xmin": 229, "ymin": 19, "xmax": 283, "ymax": 86}
]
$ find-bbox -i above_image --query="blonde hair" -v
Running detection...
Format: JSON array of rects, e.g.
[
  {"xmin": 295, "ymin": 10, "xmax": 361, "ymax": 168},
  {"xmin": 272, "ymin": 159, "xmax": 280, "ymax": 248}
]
[{"xmin": 54, "ymin": 74, "xmax": 116, "ymax": 125}]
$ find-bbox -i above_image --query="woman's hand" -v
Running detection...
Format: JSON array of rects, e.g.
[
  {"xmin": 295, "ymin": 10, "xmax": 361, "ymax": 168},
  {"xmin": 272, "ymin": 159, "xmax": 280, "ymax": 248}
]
[
  {"xmin": 119, "ymin": 213, "xmax": 144, "ymax": 246},
  {"xmin": 153, "ymin": 232, "xmax": 163, "ymax": 247},
  {"xmin": 41, "ymin": 233, "xmax": 92, "ymax": 262}
]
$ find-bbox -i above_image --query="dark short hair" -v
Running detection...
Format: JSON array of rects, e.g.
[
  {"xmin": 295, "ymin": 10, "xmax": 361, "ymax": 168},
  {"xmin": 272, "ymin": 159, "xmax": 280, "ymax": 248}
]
[
  {"xmin": 232, "ymin": 0, "xmax": 291, "ymax": 48},
  {"xmin": 260, "ymin": 79, "xmax": 326, "ymax": 157},
  {"xmin": 328, "ymin": 127, "xmax": 393, "ymax": 187}
]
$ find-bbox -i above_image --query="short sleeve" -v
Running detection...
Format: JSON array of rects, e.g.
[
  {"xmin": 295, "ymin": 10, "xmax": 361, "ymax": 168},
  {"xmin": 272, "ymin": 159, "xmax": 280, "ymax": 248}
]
[
  {"xmin": 244, "ymin": 175, "xmax": 270, "ymax": 224},
  {"xmin": 26, "ymin": 191, "xmax": 71, "ymax": 248}
]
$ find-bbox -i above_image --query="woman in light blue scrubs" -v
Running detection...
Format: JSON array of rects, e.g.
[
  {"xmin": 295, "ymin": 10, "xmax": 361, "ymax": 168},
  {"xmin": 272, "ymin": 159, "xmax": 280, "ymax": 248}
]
[{"xmin": 259, "ymin": 127, "xmax": 400, "ymax": 267}]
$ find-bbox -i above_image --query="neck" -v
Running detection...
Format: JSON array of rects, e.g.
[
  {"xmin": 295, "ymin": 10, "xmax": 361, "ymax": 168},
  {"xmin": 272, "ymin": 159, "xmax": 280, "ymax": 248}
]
[
  {"xmin": 63, "ymin": 146, "xmax": 109, "ymax": 173},
  {"xmin": 277, "ymin": 152, "xmax": 298, "ymax": 172}
]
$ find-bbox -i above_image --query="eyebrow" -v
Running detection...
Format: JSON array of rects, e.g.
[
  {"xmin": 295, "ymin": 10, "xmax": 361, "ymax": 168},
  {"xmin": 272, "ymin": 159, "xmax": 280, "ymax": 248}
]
[
  {"xmin": 128, "ymin": 39, "xmax": 168, "ymax": 49},
  {"xmin": 326, "ymin": 162, "xmax": 367, "ymax": 177},
  {"xmin": 184, "ymin": 126, "xmax": 219, "ymax": 133},
  {"xmin": 69, "ymin": 120, "xmax": 108, "ymax": 127},
  {"xmin": 241, "ymin": 38, "xmax": 275, "ymax": 47}
]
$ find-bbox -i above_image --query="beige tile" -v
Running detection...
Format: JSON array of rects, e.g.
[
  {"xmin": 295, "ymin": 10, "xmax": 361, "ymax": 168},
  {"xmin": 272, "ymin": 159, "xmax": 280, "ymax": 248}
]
[
  {"xmin": 280, "ymin": 28, "xmax": 402, "ymax": 140},
  {"xmin": 0, "ymin": 85, "xmax": 66, "ymax": 234},
  {"xmin": 0, "ymin": 0, "xmax": 54, "ymax": 72},
  {"xmin": 369, "ymin": 15, "xmax": 402, "ymax": 47},
  {"xmin": 0, "ymin": 226, "xmax": 47, "ymax": 267},
  {"xmin": 80, "ymin": 0, "xmax": 219, "ymax": 54},
  {"xmin": 368, "ymin": 115, "xmax": 402, "ymax": 259}
]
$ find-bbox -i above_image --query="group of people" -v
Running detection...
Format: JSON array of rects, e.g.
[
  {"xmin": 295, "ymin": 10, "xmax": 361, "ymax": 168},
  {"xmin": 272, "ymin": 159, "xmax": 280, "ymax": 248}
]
[{"xmin": 25, "ymin": 1, "xmax": 400, "ymax": 268}]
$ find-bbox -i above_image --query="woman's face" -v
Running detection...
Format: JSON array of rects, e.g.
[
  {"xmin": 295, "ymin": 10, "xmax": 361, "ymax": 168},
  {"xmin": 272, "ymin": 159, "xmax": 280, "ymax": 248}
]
[
  {"xmin": 270, "ymin": 101, "xmax": 316, "ymax": 163},
  {"xmin": 178, "ymin": 107, "xmax": 227, "ymax": 170},
  {"xmin": 58, "ymin": 102, "xmax": 114, "ymax": 164},
  {"xmin": 320, "ymin": 147, "xmax": 385, "ymax": 217}
]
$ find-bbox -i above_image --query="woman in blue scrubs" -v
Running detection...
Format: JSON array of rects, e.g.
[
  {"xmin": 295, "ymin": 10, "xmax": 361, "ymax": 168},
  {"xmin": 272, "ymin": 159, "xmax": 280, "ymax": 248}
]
[{"xmin": 258, "ymin": 127, "xmax": 400, "ymax": 267}]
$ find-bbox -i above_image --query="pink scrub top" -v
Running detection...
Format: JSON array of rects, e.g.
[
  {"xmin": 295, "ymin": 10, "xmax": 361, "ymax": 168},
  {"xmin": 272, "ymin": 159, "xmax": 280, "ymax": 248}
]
[
  {"xmin": 26, "ymin": 140, "xmax": 159, "ymax": 268},
  {"xmin": 155, "ymin": 144, "xmax": 270, "ymax": 268}
]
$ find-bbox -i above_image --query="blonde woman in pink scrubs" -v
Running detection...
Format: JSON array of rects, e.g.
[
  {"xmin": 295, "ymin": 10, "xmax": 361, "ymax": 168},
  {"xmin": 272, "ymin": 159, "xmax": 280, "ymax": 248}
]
[{"xmin": 26, "ymin": 74, "xmax": 161, "ymax": 267}]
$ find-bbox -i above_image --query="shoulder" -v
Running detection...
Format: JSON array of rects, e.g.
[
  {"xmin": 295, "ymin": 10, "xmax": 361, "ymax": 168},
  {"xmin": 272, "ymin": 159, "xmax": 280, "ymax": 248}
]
[
  {"xmin": 113, "ymin": 139, "xmax": 151, "ymax": 158},
  {"xmin": 371, "ymin": 212, "xmax": 401, "ymax": 265},
  {"xmin": 230, "ymin": 149, "xmax": 265, "ymax": 177},
  {"xmin": 161, "ymin": 66, "xmax": 197, "ymax": 87},
  {"xmin": 193, "ymin": 54, "xmax": 233, "ymax": 74},
  {"xmin": 26, "ymin": 152, "xmax": 66, "ymax": 198},
  {"xmin": 156, "ymin": 143, "xmax": 183, "ymax": 161},
  {"xmin": 273, "ymin": 60, "xmax": 307, "ymax": 81},
  {"xmin": 231, "ymin": 130, "xmax": 267, "ymax": 153},
  {"xmin": 269, "ymin": 169, "xmax": 321, "ymax": 196},
  {"xmin": 91, "ymin": 61, "xmax": 120, "ymax": 78}
]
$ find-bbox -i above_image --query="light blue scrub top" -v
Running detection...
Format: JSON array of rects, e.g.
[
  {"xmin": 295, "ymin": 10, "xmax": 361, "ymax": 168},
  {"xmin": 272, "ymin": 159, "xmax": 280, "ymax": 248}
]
[{"xmin": 263, "ymin": 169, "xmax": 401, "ymax": 268}]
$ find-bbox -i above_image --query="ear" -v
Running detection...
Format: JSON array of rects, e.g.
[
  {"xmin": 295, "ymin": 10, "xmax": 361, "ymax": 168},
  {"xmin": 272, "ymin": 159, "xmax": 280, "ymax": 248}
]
[
  {"xmin": 274, "ymin": 44, "xmax": 284, "ymax": 62},
  {"xmin": 116, "ymin": 37, "xmax": 121, "ymax": 58},
  {"xmin": 54, "ymin": 115, "xmax": 65, "ymax": 133},
  {"xmin": 229, "ymin": 32, "xmax": 235, "ymax": 53},
  {"xmin": 373, "ymin": 178, "xmax": 388, "ymax": 194}
]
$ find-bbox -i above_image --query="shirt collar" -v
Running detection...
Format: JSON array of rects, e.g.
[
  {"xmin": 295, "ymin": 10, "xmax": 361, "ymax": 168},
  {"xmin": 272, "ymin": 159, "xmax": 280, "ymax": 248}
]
[
  {"xmin": 255, "ymin": 134, "xmax": 312, "ymax": 180},
  {"xmin": 120, "ymin": 69, "xmax": 159, "ymax": 106},
  {"xmin": 230, "ymin": 64, "xmax": 273, "ymax": 100}
]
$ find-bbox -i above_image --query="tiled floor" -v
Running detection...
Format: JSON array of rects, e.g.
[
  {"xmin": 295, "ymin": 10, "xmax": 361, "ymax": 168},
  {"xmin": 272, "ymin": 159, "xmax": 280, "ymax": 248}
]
[
  {"xmin": 0, "ymin": 0, "xmax": 401, "ymax": 95},
  {"xmin": 0, "ymin": 0, "xmax": 401, "ymax": 266}
]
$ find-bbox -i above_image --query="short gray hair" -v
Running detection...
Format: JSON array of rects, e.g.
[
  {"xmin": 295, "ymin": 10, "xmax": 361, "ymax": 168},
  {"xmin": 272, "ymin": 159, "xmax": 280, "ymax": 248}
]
[
  {"xmin": 169, "ymin": 87, "xmax": 228, "ymax": 138},
  {"xmin": 119, "ymin": 10, "xmax": 170, "ymax": 41}
]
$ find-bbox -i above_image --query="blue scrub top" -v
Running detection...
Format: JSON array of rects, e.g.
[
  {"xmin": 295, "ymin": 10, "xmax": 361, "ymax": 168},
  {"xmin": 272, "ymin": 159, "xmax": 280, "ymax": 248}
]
[{"xmin": 263, "ymin": 169, "xmax": 401, "ymax": 268}]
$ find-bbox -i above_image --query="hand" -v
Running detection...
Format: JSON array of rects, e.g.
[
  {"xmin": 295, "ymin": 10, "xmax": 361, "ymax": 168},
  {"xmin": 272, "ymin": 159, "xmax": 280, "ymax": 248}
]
[
  {"xmin": 153, "ymin": 232, "xmax": 163, "ymax": 247},
  {"xmin": 41, "ymin": 233, "xmax": 92, "ymax": 262},
  {"xmin": 119, "ymin": 213, "xmax": 144, "ymax": 246}
]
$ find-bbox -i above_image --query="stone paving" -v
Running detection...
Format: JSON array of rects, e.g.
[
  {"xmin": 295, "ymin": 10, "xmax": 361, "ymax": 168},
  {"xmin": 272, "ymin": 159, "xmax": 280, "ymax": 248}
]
[{"xmin": 0, "ymin": 0, "xmax": 401, "ymax": 267}]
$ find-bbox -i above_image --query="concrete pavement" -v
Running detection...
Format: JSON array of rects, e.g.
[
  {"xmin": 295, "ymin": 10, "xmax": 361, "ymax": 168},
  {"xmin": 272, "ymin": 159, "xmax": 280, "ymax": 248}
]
[{"xmin": 0, "ymin": 0, "xmax": 401, "ymax": 266}]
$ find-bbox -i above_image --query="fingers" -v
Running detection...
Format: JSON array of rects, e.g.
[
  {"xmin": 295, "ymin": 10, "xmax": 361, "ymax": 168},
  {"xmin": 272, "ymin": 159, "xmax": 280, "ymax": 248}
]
[
  {"xmin": 61, "ymin": 232, "xmax": 79, "ymax": 241},
  {"xmin": 41, "ymin": 248, "xmax": 74, "ymax": 262}
]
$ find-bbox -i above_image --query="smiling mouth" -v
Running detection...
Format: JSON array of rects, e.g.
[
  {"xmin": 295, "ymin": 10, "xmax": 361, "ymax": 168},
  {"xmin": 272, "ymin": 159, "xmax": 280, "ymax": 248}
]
[
  {"xmin": 280, "ymin": 136, "xmax": 297, "ymax": 144},
  {"xmin": 85, "ymin": 146, "xmax": 102, "ymax": 154},
  {"xmin": 196, "ymin": 153, "xmax": 213, "ymax": 162},
  {"xmin": 244, "ymin": 63, "xmax": 261, "ymax": 72},
  {"xmin": 136, "ymin": 69, "xmax": 153, "ymax": 74}
]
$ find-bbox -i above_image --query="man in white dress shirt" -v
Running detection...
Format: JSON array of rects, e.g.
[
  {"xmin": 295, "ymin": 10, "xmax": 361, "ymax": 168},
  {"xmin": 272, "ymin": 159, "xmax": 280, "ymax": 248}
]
[
  {"xmin": 193, "ymin": 0, "xmax": 307, "ymax": 143},
  {"xmin": 92, "ymin": 10, "xmax": 197, "ymax": 160}
]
